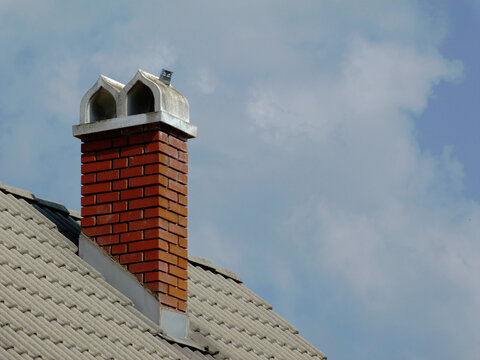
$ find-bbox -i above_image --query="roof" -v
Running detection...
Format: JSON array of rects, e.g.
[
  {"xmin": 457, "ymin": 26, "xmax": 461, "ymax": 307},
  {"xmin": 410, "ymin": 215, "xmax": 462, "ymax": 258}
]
[{"xmin": 0, "ymin": 182, "xmax": 326, "ymax": 360}]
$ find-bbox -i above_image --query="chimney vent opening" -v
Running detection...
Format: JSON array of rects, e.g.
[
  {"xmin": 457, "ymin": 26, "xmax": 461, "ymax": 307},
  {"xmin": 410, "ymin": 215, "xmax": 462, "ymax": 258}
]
[
  {"xmin": 88, "ymin": 87, "xmax": 117, "ymax": 122},
  {"xmin": 127, "ymin": 81, "xmax": 155, "ymax": 116},
  {"xmin": 160, "ymin": 69, "xmax": 173, "ymax": 86}
]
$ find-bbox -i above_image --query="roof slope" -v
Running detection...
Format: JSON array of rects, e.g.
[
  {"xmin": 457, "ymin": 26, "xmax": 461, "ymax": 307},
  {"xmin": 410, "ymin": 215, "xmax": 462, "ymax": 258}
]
[{"xmin": 0, "ymin": 184, "xmax": 326, "ymax": 360}]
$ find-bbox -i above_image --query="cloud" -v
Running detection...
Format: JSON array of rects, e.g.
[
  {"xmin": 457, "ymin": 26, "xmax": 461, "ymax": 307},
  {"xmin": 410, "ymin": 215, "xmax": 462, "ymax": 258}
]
[
  {"xmin": 0, "ymin": 1, "xmax": 478, "ymax": 358},
  {"xmin": 244, "ymin": 35, "xmax": 480, "ymax": 358},
  {"xmin": 247, "ymin": 38, "xmax": 462, "ymax": 144}
]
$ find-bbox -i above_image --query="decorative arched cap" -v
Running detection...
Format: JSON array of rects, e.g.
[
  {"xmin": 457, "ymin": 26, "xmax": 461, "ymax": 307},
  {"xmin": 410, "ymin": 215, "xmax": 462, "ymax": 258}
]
[
  {"xmin": 74, "ymin": 70, "xmax": 196, "ymax": 139},
  {"xmin": 80, "ymin": 75, "xmax": 124, "ymax": 124},
  {"xmin": 118, "ymin": 69, "xmax": 189, "ymax": 122}
]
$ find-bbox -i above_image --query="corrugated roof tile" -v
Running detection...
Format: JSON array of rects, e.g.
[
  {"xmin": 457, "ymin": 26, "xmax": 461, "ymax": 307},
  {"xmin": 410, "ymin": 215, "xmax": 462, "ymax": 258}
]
[{"xmin": 0, "ymin": 186, "xmax": 326, "ymax": 359}]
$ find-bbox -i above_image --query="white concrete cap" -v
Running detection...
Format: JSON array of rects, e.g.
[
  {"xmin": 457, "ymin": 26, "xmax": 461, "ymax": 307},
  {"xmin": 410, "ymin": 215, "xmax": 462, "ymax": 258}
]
[
  {"xmin": 75, "ymin": 70, "xmax": 195, "ymax": 138},
  {"xmin": 80, "ymin": 75, "xmax": 124, "ymax": 125},
  {"xmin": 118, "ymin": 69, "xmax": 189, "ymax": 122}
]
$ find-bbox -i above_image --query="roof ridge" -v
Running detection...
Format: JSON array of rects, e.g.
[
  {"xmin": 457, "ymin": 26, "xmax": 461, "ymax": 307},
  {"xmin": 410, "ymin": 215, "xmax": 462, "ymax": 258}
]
[
  {"xmin": 188, "ymin": 255, "xmax": 242, "ymax": 283},
  {"xmin": 0, "ymin": 181, "xmax": 81, "ymax": 220}
]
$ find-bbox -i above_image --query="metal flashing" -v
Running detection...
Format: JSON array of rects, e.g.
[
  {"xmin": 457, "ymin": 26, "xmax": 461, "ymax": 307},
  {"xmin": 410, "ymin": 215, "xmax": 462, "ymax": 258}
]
[
  {"xmin": 188, "ymin": 255, "xmax": 242, "ymax": 283},
  {"xmin": 34, "ymin": 197, "xmax": 69, "ymax": 214}
]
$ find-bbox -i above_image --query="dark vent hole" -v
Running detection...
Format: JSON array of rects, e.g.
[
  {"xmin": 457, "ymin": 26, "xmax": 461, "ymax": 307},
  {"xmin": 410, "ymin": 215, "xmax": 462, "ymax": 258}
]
[
  {"xmin": 89, "ymin": 88, "xmax": 116, "ymax": 122},
  {"xmin": 127, "ymin": 81, "xmax": 154, "ymax": 116}
]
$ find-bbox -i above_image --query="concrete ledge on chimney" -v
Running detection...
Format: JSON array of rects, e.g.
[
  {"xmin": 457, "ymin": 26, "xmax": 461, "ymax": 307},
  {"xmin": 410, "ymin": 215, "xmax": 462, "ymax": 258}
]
[{"xmin": 72, "ymin": 111, "xmax": 197, "ymax": 139}]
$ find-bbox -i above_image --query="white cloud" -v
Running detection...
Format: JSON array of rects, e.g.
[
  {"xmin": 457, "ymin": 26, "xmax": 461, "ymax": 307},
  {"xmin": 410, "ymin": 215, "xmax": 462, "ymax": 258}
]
[{"xmin": 195, "ymin": 67, "xmax": 217, "ymax": 95}]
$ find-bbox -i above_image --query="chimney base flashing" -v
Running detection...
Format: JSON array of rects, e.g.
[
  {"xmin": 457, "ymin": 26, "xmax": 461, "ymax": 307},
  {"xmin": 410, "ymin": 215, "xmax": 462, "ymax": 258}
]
[
  {"xmin": 78, "ymin": 234, "xmax": 160, "ymax": 325},
  {"xmin": 78, "ymin": 234, "xmax": 190, "ymax": 339},
  {"xmin": 73, "ymin": 111, "xmax": 197, "ymax": 139}
]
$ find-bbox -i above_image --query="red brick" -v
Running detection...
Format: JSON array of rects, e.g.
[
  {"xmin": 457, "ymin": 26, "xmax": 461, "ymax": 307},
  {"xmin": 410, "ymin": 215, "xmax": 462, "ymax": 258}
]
[
  {"xmin": 144, "ymin": 164, "xmax": 181, "ymax": 183},
  {"xmin": 145, "ymin": 271, "xmax": 177, "ymax": 285},
  {"xmin": 81, "ymin": 195, "xmax": 96, "ymax": 206},
  {"xmin": 169, "ymin": 201, "xmax": 187, "ymax": 216},
  {"xmin": 112, "ymin": 137, "xmax": 128, "ymax": 147},
  {"xmin": 134, "ymin": 273, "xmax": 143, "ymax": 282},
  {"xmin": 178, "ymin": 173, "xmax": 187, "ymax": 185},
  {"xmin": 129, "ymin": 197, "xmax": 168, "ymax": 210},
  {"xmin": 178, "ymin": 151, "xmax": 188, "ymax": 163},
  {"xmin": 169, "ymin": 265, "xmax": 188, "ymax": 280},
  {"xmin": 120, "ymin": 166, "xmax": 143, "ymax": 179},
  {"xmin": 129, "ymin": 218, "xmax": 168, "ymax": 231},
  {"xmin": 112, "ymin": 244, "xmax": 127, "ymax": 255},
  {"xmin": 129, "ymin": 131, "xmax": 161, "ymax": 145},
  {"xmin": 120, "ymin": 252, "xmax": 143, "ymax": 264},
  {"xmin": 81, "ymin": 139, "xmax": 111, "ymax": 152},
  {"xmin": 97, "ymin": 191, "xmax": 119, "ymax": 204},
  {"xmin": 113, "ymin": 201, "xmax": 128, "ymax": 212},
  {"xmin": 81, "ymin": 173, "xmax": 96, "ymax": 185},
  {"xmin": 168, "ymin": 180, "xmax": 187, "ymax": 195},
  {"xmin": 144, "ymin": 250, "xmax": 177, "ymax": 264},
  {"xmin": 97, "ymin": 170, "xmax": 119, "ymax": 182},
  {"xmin": 169, "ymin": 285, "xmax": 188, "ymax": 301},
  {"xmin": 120, "ymin": 210, "xmax": 143, "ymax": 222},
  {"xmin": 128, "ymin": 260, "xmax": 168, "ymax": 273},
  {"xmin": 120, "ymin": 231, "xmax": 144, "ymax": 243},
  {"xmin": 178, "ymin": 195, "xmax": 187, "ymax": 206},
  {"xmin": 97, "ymin": 148, "xmax": 119, "ymax": 160},
  {"xmin": 169, "ymin": 158, "xmax": 187, "ymax": 174},
  {"xmin": 178, "ymin": 279, "xmax": 188, "ymax": 291},
  {"xmin": 129, "ymin": 174, "xmax": 167, "ymax": 188},
  {"xmin": 169, "ymin": 223, "xmax": 187, "ymax": 237},
  {"xmin": 96, "ymin": 234, "xmax": 119, "ymax": 245},
  {"xmin": 144, "ymin": 228, "xmax": 178, "ymax": 244},
  {"xmin": 95, "ymin": 129, "xmax": 120, "ymax": 139},
  {"xmin": 178, "ymin": 237, "xmax": 187, "ymax": 249},
  {"xmin": 129, "ymin": 153, "xmax": 168, "ymax": 167},
  {"xmin": 113, "ymin": 158, "xmax": 128, "ymax": 169},
  {"xmin": 158, "ymin": 294, "xmax": 178, "ymax": 309},
  {"xmin": 113, "ymin": 223, "xmax": 128, "ymax": 234},
  {"xmin": 144, "ymin": 163, "xmax": 168, "ymax": 175},
  {"xmin": 121, "ymin": 145, "xmax": 144, "ymax": 157},
  {"xmin": 144, "ymin": 208, "xmax": 177, "ymax": 223},
  {"xmin": 81, "ymin": 160, "xmax": 112, "ymax": 174},
  {"xmin": 168, "ymin": 136, "xmax": 187, "ymax": 151},
  {"xmin": 81, "ymin": 152, "xmax": 96, "ymax": 163},
  {"xmin": 113, "ymin": 179, "xmax": 128, "ymax": 190},
  {"xmin": 145, "ymin": 142, "xmax": 178, "ymax": 158},
  {"xmin": 145, "ymin": 281, "xmax": 168, "ymax": 294},
  {"xmin": 83, "ymin": 225, "xmax": 112, "ymax": 237},
  {"xmin": 97, "ymin": 213, "xmax": 119, "ymax": 225},
  {"xmin": 121, "ymin": 126, "xmax": 143, "ymax": 136},
  {"xmin": 129, "ymin": 239, "xmax": 168, "ymax": 252},
  {"xmin": 82, "ymin": 204, "xmax": 111, "ymax": 216},
  {"xmin": 177, "ymin": 257, "xmax": 188, "ymax": 269},
  {"xmin": 121, "ymin": 188, "xmax": 143, "ymax": 200},
  {"xmin": 81, "ymin": 182, "xmax": 111, "ymax": 195},
  {"xmin": 169, "ymin": 244, "xmax": 187, "ymax": 258},
  {"xmin": 144, "ymin": 185, "xmax": 177, "ymax": 201},
  {"xmin": 177, "ymin": 300, "xmax": 187, "ymax": 312},
  {"xmin": 81, "ymin": 216, "xmax": 95, "ymax": 227},
  {"xmin": 178, "ymin": 215, "xmax": 187, "ymax": 227}
]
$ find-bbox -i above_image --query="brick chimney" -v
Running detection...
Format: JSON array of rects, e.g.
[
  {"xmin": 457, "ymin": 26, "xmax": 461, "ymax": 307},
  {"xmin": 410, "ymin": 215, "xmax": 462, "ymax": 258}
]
[{"xmin": 73, "ymin": 70, "xmax": 197, "ymax": 313}]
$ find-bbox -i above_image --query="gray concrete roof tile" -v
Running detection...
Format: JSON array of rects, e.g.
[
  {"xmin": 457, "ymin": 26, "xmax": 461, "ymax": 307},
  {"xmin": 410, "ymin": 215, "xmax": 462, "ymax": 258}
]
[{"xmin": 0, "ymin": 185, "xmax": 326, "ymax": 359}]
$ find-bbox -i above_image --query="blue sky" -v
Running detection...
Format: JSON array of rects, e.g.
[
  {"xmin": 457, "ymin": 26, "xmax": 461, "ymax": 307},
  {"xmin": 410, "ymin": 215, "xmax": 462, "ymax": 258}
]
[{"xmin": 0, "ymin": 1, "xmax": 479, "ymax": 359}]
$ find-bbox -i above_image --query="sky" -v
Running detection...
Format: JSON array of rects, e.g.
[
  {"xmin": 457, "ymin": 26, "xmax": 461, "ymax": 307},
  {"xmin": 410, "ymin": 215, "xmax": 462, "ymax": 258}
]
[{"xmin": 0, "ymin": 1, "xmax": 479, "ymax": 359}]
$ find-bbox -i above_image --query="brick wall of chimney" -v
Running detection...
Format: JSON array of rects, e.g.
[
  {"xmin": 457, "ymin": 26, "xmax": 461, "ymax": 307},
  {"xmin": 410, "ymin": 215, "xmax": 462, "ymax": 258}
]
[{"xmin": 79, "ymin": 123, "xmax": 189, "ymax": 312}]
